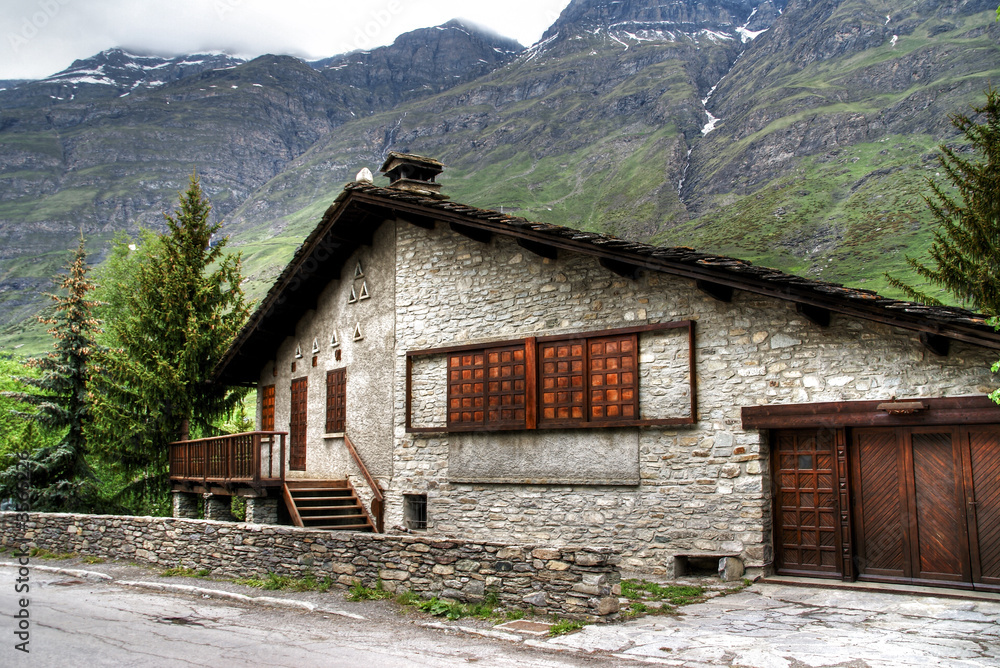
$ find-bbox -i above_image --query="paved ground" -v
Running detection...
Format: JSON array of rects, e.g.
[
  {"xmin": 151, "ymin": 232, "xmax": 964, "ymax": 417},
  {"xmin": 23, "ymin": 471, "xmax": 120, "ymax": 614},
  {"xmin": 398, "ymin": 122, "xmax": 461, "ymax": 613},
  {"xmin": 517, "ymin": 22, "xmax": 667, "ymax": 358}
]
[
  {"xmin": 547, "ymin": 583, "xmax": 1000, "ymax": 667},
  {"xmin": 2, "ymin": 556, "xmax": 999, "ymax": 667}
]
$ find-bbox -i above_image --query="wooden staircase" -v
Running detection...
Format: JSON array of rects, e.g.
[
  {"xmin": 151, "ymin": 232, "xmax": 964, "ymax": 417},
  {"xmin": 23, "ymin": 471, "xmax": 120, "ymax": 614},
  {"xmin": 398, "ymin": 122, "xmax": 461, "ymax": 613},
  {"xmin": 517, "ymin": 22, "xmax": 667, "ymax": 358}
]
[{"xmin": 282, "ymin": 480, "xmax": 375, "ymax": 532}]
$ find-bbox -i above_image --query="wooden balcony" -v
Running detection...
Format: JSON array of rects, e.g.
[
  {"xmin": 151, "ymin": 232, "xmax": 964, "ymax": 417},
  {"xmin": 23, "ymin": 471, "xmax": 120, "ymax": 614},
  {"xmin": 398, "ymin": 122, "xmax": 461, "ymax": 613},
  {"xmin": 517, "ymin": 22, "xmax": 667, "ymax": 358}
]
[{"xmin": 169, "ymin": 431, "xmax": 287, "ymax": 488}]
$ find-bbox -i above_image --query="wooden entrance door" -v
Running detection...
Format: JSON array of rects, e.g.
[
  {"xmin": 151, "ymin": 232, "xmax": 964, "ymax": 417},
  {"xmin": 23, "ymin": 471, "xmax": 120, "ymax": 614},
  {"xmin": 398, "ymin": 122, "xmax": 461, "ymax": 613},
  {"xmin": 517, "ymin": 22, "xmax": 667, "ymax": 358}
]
[
  {"xmin": 289, "ymin": 377, "xmax": 308, "ymax": 471},
  {"xmin": 773, "ymin": 429, "xmax": 841, "ymax": 577},
  {"xmin": 851, "ymin": 427, "xmax": 995, "ymax": 587}
]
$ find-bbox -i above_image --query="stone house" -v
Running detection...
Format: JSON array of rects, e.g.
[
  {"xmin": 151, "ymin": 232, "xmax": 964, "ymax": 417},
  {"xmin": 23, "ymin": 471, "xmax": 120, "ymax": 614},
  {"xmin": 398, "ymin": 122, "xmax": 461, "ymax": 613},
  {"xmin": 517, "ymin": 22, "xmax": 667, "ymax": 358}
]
[{"xmin": 171, "ymin": 153, "xmax": 1000, "ymax": 591}]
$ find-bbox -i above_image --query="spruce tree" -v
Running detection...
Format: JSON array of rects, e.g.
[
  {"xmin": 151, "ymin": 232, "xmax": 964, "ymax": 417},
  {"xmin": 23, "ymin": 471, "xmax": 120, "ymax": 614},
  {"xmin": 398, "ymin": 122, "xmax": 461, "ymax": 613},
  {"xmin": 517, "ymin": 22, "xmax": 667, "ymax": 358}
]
[
  {"xmin": 0, "ymin": 237, "xmax": 100, "ymax": 511},
  {"xmin": 89, "ymin": 174, "xmax": 250, "ymax": 512},
  {"xmin": 886, "ymin": 88, "xmax": 1000, "ymax": 315}
]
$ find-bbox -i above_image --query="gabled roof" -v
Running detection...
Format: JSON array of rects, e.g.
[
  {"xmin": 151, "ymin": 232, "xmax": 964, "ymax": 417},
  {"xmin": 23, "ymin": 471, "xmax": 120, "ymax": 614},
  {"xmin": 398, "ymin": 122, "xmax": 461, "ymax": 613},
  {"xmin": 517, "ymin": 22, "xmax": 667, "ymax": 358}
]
[{"xmin": 215, "ymin": 182, "xmax": 1000, "ymax": 385}]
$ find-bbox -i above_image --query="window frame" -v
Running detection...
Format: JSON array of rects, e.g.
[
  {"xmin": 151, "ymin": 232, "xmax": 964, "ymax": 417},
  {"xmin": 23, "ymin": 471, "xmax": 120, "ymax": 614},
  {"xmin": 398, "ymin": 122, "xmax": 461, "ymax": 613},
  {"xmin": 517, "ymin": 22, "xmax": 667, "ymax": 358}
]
[{"xmin": 406, "ymin": 321, "xmax": 695, "ymax": 433}]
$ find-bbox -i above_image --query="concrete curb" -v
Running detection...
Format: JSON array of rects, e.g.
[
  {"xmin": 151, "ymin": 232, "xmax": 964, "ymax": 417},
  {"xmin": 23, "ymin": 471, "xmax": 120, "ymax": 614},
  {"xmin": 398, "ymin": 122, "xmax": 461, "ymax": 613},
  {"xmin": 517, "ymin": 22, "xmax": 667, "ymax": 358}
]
[
  {"xmin": 6, "ymin": 563, "xmax": 367, "ymax": 621},
  {"xmin": 116, "ymin": 581, "xmax": 367, "ymax": 620},
  {"xmin": 0, "ymin": 562, "xmax": 113, "ymax": 581},
  {"xmin": 420, "ymin": 621, "xmax": 525, "ymax": 643}
]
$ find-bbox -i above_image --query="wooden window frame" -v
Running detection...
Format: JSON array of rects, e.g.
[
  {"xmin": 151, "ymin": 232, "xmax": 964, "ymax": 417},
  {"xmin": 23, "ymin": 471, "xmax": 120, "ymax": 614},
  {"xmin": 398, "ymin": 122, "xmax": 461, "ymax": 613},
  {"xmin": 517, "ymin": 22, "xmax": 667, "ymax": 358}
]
[
  {"xmin": 406, "ymin": 321, "xmax": 696, "ymax": 433},
  {"xmin": 325, "ymin": 368, "xmax": 347, "ymax": 434}
]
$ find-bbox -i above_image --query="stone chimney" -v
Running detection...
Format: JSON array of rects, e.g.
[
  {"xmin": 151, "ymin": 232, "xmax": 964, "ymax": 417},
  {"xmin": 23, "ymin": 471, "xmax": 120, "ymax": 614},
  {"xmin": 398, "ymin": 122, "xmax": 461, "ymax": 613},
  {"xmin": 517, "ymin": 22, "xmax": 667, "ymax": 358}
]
[{"xmin": 379, "ymin": 152, "xmax": 445, "ymax": 197}]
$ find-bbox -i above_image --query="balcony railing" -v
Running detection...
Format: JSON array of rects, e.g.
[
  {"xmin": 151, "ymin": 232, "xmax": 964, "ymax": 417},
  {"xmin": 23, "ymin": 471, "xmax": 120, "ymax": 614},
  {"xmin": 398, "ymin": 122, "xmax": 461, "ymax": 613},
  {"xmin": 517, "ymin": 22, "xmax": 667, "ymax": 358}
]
[{"xmin": 169, "ymin": 431, "xmax": 287, "ymax": 486}]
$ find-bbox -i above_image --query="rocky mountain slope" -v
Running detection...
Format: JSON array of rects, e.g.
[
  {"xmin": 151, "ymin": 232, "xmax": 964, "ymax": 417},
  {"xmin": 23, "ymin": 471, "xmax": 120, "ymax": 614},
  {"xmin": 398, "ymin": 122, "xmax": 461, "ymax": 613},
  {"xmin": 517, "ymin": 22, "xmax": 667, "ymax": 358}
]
[{"xmin": 2, "ymin": 0, "xmax": 999, "ymax": 352}]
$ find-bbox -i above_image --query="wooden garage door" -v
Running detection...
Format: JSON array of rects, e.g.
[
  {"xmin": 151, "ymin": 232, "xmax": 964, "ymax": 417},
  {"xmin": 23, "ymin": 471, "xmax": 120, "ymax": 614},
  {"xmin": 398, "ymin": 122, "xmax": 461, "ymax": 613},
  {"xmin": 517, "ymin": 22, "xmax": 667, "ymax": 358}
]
[
  {"xmin": 773, "ymin": 429, "xmax": 841, "ymax": 577},
  {"xmin": 965, "ymin": 427, "xmax": 1000, "ymax": 587},
  {"xmin": 852, "ymin": 426, "xmax": 1000, "ymax": 589}
]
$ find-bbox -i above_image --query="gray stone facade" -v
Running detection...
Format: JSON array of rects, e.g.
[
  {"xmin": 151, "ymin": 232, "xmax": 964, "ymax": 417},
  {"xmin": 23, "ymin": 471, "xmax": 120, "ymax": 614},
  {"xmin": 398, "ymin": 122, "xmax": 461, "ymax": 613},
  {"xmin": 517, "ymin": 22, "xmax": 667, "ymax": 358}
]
[{"xmin": 257, "ymin": 216, "xmax": 997, "ymax": 576}]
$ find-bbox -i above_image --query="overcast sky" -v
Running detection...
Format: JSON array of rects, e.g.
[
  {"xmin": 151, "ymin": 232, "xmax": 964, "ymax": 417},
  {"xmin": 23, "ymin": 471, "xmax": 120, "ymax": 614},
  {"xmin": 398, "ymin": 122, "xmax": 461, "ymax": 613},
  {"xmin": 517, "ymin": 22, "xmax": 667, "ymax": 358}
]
[{"xmin": 0, "ymin": 0, "xmax": 573, "ymax": 79}]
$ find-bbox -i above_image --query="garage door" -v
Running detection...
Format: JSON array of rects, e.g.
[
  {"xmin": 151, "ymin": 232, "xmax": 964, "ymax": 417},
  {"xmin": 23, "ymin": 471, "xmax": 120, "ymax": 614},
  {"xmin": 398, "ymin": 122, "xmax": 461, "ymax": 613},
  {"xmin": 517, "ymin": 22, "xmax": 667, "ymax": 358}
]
[
  {"xmin": 851, "ymin": 426, "xmax": 1000, "ymax": 590},
  {"xmin": 773, "ymin": 425, "xmax": 1000, "ymax": 591}
]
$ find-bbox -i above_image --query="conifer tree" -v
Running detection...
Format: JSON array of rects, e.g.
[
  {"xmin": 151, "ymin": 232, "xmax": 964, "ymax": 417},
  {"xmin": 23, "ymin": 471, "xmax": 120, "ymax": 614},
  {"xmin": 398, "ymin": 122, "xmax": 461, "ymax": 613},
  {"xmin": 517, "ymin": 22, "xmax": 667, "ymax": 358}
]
[
  {"xmin": 886, "ymin": 88, "xmax": 1000, "ymax": 315},
  {"xmin": 886, "ymin": 88, "xmax": 1000, "ymax": 405},
  {"xmin": 0, "ymin": 237, "xmax": 100, "ymax": 511},
  {"xmin": 89, "ymin": 174, "xmax": 250, "ymax": 511}
]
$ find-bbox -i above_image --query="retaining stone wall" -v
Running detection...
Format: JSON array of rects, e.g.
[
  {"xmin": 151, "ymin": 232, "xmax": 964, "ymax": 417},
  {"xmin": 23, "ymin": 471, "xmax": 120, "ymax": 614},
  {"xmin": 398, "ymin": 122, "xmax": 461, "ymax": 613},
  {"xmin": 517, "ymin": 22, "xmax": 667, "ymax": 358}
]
[{"xmin": 0, "ymin": 512, "xmax": 621, "ymax": 621}]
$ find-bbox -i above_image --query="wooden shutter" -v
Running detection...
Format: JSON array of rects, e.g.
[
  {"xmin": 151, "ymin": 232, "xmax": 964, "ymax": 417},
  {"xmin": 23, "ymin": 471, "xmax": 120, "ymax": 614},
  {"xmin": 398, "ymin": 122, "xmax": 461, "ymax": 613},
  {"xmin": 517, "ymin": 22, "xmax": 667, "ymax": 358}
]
[
  {"xmin": 588, "ymin": 333, "xmax": 637, "ymax": 421},
  {"xmin": 325, "ymin": 369, "xmax": 347, "ymax": 433},
  {"xmin": 539, "ymin": 339, "xmax": 586, "ymax": 426},
  {"xmin": 289, "ymin": 377, "xmax": 307, "ymax": 471},
  {"xmin": 261, "ymin": 384, "xmax": 275, "ymax": 432},
  {"xmin": 486, "ymin": 344, "xmax": 528, "ymax": 428},
  {"xmin": 448, "ymin": 352, "xmax": 486, "ymax": 426}
]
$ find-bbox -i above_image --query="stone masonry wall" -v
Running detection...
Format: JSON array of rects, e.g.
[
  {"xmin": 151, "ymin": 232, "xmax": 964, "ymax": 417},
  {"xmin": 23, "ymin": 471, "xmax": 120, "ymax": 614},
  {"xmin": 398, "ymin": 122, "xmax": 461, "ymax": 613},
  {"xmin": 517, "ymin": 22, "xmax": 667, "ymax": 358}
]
[
  {"xmin": 1, "ymin": 512, "xmax": 620, "ymax": 621},
  {"xmin": 390, "ymin": 219, "xmax": 997, "ymax": 576}
]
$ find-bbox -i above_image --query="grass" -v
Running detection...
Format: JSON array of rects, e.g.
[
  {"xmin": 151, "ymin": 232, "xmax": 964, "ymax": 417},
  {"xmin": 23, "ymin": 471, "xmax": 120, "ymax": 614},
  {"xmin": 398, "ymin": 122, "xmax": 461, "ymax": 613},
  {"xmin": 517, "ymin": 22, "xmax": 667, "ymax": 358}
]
[
  {"xmin": 234, "ymin": 571, "xmax": 334, "ymax": 593},
  {"xmin": 160, "ymin": 566, "xmax": 211, "ymax": 578},
  {"xmin": 28, "ymin": 547, "xmax": 75, "ymax": 560},
  {"xmin": 548, "ymin": 618, "xmax": 587, "ymax": 636}
]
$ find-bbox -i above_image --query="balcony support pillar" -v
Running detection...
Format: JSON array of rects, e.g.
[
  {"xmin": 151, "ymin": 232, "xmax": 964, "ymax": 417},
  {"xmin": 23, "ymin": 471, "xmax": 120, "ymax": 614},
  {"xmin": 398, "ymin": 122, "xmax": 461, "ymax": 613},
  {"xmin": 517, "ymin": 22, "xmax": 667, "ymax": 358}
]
[
  {"xmin": 203, "ymin": 493, "xmax": 235, "ymax": 522},
  {"xmin": 172, "ymin": 491, "xmax": 200, "ymax": 519},
  {"xmin": 245, "ymin": 496, "xmax": 279, "ymax": 525}
]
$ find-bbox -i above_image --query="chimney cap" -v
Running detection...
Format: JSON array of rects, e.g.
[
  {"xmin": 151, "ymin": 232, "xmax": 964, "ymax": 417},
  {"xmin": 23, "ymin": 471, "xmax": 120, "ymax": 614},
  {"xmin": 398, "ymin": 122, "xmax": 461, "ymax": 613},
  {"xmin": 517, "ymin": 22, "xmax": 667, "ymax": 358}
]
[
  {"xmin": 379, "ymin": 151, "xmax": 443, "ymax": 174},
  {"xmin": 379, "ymin": 152, "xmax": 446, "ymax": 197}
]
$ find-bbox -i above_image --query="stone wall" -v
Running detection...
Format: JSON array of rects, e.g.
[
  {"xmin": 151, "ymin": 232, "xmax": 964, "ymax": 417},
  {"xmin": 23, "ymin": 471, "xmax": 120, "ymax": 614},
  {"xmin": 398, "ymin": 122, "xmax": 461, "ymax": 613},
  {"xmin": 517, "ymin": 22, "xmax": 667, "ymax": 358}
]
[
  {"xmin": 390, "ymin": 219, "xmax": 997, "ymax": 576},
  {"xmin": 1, "ymin": 512, "xmax": 620, "ymax": 621}
]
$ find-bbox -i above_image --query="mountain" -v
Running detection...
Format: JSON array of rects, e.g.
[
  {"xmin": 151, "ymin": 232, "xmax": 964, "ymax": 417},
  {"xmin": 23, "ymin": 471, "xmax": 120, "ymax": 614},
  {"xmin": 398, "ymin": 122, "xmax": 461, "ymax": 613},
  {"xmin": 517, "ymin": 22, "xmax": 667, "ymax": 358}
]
[
  {"xmin": 0, "ymin": 25, "xmax": 524, "ymax": 348},
  {"xmin": 1, "ymin": 0, "xmax": 999, "ymax": 353}
]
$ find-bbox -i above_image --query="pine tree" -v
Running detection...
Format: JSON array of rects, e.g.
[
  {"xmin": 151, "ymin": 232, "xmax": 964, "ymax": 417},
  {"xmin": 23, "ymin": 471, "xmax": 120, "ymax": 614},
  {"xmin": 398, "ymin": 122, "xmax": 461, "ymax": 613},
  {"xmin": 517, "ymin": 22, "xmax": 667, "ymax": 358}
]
[
  {"xmin": 885, "ymin": 88, "xmax": 1000, "ymax": 315},
  {"xmin": 0, "ymin": 237, "xmax": 101, "ymax": 511},
  {"xmin": 89, "ymin": 174, "xmax": 251, "ymax": 511}
]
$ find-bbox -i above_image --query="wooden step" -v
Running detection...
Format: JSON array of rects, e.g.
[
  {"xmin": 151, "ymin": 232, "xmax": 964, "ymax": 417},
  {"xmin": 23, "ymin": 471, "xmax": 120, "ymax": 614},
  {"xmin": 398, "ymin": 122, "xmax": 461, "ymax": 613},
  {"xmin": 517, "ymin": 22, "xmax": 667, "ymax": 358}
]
[{"xmin": 282, "ymin": 480, "xmax": 375, "ymax": 533}]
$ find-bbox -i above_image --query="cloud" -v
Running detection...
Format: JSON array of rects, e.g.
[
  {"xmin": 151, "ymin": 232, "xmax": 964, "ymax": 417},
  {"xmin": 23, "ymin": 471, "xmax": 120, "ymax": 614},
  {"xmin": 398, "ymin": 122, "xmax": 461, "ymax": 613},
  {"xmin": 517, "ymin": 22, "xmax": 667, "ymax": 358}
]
[{"xmin": 0, "ymin": 0, "xmax": 571, "ymax": 79}]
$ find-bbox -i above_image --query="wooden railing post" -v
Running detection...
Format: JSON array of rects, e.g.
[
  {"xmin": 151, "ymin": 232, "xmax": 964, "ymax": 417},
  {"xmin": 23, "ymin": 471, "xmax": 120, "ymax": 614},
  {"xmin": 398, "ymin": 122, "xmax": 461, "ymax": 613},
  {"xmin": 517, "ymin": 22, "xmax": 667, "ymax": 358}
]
[{"xmin": 343, "ymin": 433, "xmax": 384, "ymax": 533}]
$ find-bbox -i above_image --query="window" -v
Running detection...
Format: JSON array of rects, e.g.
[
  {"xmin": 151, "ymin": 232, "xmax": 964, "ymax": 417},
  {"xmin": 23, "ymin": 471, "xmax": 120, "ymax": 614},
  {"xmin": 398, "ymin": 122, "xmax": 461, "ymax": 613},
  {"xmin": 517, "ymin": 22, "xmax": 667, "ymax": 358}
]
[
  {"xmin": 408, "ymin": 322, "xmax": 694, "ymax": 433},
  {"xmin": 448, "ymin": 344, "xmax": 528, "ymax": 429},
  {"xmin": 325, "ymin": 368, "xmax": 346, "ymax": 433},
  {"xmin": 403, "ymin": 494, "xmax": 427, "ymax": 531},
  {"xmin": 261, "ymin": 384, "xmax": 275, "ymax": 432}
]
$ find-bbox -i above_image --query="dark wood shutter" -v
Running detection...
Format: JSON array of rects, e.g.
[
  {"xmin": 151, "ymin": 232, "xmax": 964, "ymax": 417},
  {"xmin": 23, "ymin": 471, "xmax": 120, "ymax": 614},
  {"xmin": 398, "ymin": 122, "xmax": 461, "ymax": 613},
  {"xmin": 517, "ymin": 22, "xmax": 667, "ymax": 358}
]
[
  {"xmin": 289, "ymin": 377, "xmax": 307, "ymax": 471},
  {"xmin": 485, "ymin": 345, "xmax": 527, "ymax": 428},
  {"xmin": 774, "ymin": 429, "xmax": 841, "ymax": 576},
  {"xmin": 261, "ymin": 384, "xmax": 275, "ymax": 432},
  {"xmin": 325, "ymin": 368, "xmax": 346, "ymax": 433},
  {"xmin": 448, "ymin": 352, "xmax": 486, "ymax": 426},
  {"xmin": 588, "ymin": 333, "xmax": 637, "ymax": 421},
  {"xmin": 539, "ymin": 339, "xmax": 586, "ymax": 426}
]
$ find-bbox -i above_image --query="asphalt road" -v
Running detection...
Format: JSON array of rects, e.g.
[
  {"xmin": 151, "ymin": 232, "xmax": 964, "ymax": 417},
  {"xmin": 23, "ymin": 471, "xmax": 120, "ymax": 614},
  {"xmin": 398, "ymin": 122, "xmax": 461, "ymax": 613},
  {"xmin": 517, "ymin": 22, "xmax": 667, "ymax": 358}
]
[{"xmin": 2, "ymin": 567, "xmax": 624, "ymax": 668}]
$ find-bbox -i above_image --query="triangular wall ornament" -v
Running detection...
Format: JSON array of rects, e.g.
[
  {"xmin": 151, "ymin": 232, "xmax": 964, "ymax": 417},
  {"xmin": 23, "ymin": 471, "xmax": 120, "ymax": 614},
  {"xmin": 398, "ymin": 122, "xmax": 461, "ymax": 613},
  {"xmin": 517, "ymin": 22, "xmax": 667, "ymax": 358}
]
[
  {"xmin": 358, "ymin": 281, "xmax": 370, "ymax": 300},
  {"xmin": 354, "ymin": 262, "xmax": 364, "ymax": 279},
  {"xmin": 330, "ymin": 331, "xmax": 340, "ymax": 348},
  {"xmin": 311, "ymin": 338, "xmax": 320, "ymax": 354},
  {"xmin": 348, "ymin": 285, "xmax": 358, "ymax": 304},
  {"xmin": 294, "ymin": 344, "xmax": 303, "ymax": 359},
  {"xmin": 353, "ymin": 323, "xmax": 364, "ymax": 341}
]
